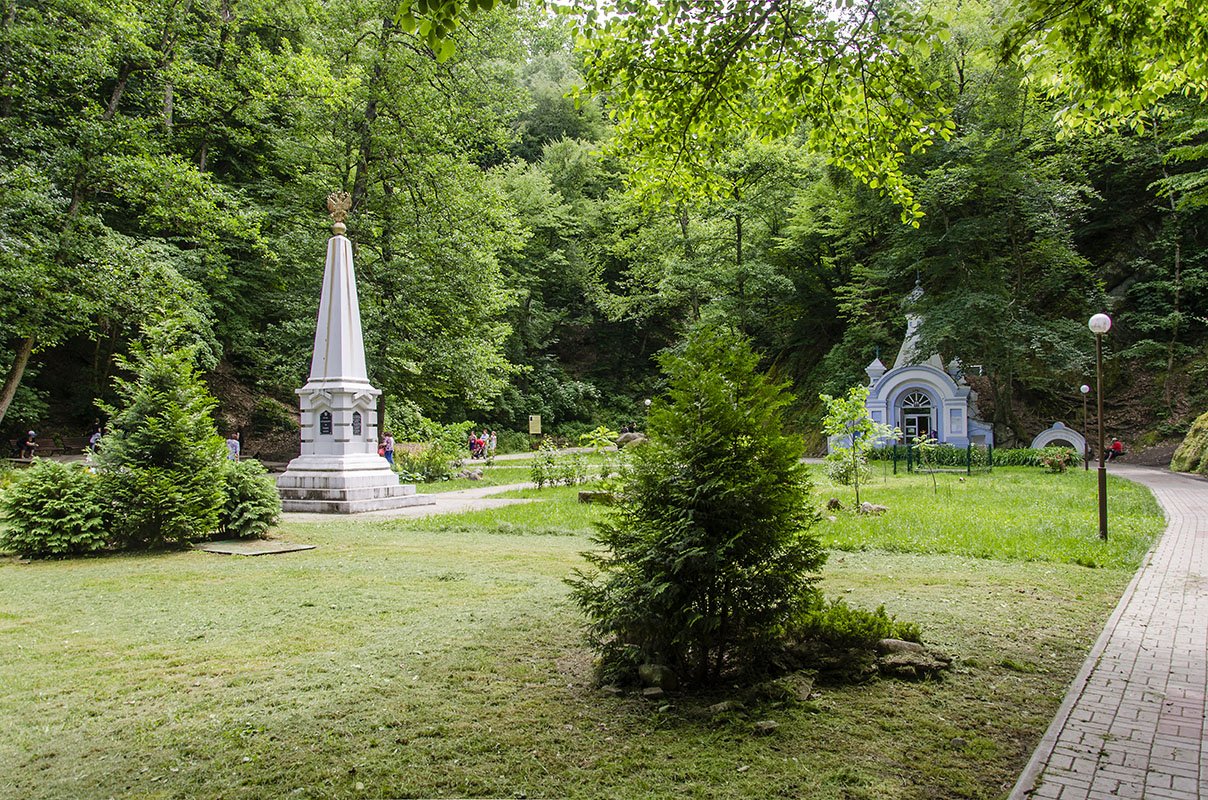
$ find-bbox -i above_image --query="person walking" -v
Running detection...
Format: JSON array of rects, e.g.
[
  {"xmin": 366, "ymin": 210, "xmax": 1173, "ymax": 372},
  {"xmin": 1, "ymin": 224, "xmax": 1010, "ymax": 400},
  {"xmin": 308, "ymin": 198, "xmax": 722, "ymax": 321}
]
[
  {"xmin": 382, "ymin": 431, "xmax": 395, "ymax": 466},
  {"xmin": 225, "ymin": 433, "xmax": 241, "ymax": 461}
]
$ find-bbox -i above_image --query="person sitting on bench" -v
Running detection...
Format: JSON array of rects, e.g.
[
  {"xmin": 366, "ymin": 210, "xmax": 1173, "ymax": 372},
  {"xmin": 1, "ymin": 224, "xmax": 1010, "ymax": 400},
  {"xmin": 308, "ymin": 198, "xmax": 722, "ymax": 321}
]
[{"xmin": 17, "ymin": 430, "xmax": 37, "ymax": 459}]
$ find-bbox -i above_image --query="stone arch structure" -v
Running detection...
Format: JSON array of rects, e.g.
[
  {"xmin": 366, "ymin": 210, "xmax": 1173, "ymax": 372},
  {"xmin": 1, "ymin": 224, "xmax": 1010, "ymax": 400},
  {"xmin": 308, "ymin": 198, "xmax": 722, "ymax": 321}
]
[
  {"xmin": 865, "ymin": 363, "xmax": 990, "ymax": 447},
  {"xmin": 1030, "ymin": 422, "xmax": 1086, "ymax": 454},
  {"xmin": 827, "ymin": 279, "xmax": 995, "ymax": 454}
]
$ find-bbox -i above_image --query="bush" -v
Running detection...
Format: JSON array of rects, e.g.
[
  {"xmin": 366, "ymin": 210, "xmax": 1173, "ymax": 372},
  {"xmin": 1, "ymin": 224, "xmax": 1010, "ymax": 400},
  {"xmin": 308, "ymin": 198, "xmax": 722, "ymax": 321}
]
[
  {"xmin": 554, "ymin": 452, "xmax": 588, "ymax": 486},
  {"xmin": 824, "ymin": 449, "xmax": 870, "ymax": 486},
  {"xmin": 0, "ymin": 460, "xmax": 106, "ymax": 558},
  {"xmin": 993, "ymin": 447, "xmax": 1044, "ymax": 466},
  {"xmin": 570, "ymin": 326, "xmax": 826, "ymax": 687},
  {"xmin": 218, "ymin": 459, "xmax": 282, "ymax": 539},
  {"xmin": 249, "ymin": 397, "xmax": 299, "ymax": 434},
  {"xmin": 1171, "ymin": 411, "xmax": 1208, "ymax": 474},
  {"xmin": 1038, "ymin": 446, "xmax": 1079, "ymax": 473},
  {"xmin": 529, "ymin": 438, "xmax": 560, "ymax": 488},
  {"xmin": 495, "ymin": 429, "xmax": 530, "ymax": 454},
  {"xmin": 393, "ymin": 421, "xmax": 470, "ymax": 482},
  {"xmin": 792, "ymin": 597, "xmax": 921, "ymax": 650},
  {"xmin": 95, "ymin": 332, "xmax": 227, "ymax": 549},
  {"xmin": 869, "ymin": 444, "xmax": 991, "ymax": 468}
]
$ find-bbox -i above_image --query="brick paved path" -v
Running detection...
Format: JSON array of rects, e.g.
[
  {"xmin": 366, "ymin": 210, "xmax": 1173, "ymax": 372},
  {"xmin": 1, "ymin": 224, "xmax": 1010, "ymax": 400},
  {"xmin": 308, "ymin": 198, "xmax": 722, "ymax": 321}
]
[{"xmin": 1010, "ymin": 465, "xmax": 1208, "ymax": 799}]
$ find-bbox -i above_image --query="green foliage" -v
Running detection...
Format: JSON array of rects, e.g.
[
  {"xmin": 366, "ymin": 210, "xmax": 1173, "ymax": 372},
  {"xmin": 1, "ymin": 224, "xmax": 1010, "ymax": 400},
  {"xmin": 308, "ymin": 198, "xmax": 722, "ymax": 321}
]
[
  {"xmin": 792, "ymin": 598, "xmax": 922, "ymax": 651},
  {"xmin": 94, "ymin": 332, "xmax": 227, "ymax": 549},
  {"xmin": 218, "ymin": 460, "xmax": 282, "ymax": 539},
  {"xmin": 580, "ymin": 425, "xmax": 622, "ymax": 481},
  {"xmin": 820, "ymin": 386, "xmax": 899, "ymax": 505},
  {"xmin": 1038, "ymin": 447, "xmax": 1079, "ymax": 474},
  {"xmin": 572, "ymin": 0, "xmax": 954, "ymax": 220},
  {"xmin": 823, "ymin": 451, "xmax": 870, "ymax": 487},
  {"xmin": 990, "ymin": 448, "xmax": 1070, "ymax": 467},
  {"xmin": 1170, "ymin": 411, "xmax": 1208, "ymax": 474},
  {"xmin": 554, "ymin": 453, "xmax": 588, "ymax": 487},
  {"xmin": 249, "ymin": 398, "xmax": 299, "ymax": 435},
  {"xmin": 570, "ymin": 326, "xmax": 825, "ymax": 686},
  {"xmin": 1007, "ymin": 0, "xmax": 1208, "ymax": 129},
  {"xmin": 394, "ymin": 422, "xmax": 472, "ymax": 483},
  {"xmin": 529, "ymin": 438, "xmax": 561, "ymax": 489},
  {"xmin": 494, "ymin": 429, "xmax": 531, "ymax": 454},
  {"xmin": 0, "ymin": 460, "xmax": 106, "ymax": 558}
]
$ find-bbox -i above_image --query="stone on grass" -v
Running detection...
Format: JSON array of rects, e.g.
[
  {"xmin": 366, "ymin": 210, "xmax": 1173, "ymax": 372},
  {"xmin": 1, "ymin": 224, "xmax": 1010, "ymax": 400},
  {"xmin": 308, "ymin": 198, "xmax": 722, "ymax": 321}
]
[
  {"xmin": 877, "ymin": 649, "xmax": 952, "ymax": 680},
  {"xmin": 641, "ymin": 686, "xmax": 665, "ymax": 700},
  {"xmin": 826, "ymin": 497, "xmax": 843, "ymax": 511},
  {"xmin": 615, "ymin": 432, "xmax": 647, "ymax": 448},
  {"xmin": 707, "ymin": 700, "xmax": 744, "ymax": 716},
  {"xmin": 877, "ymin": 638, "xmax": 926, "ymax": 655},
  {"xmin": 753, "ymin": 720, "xmax": 780, "ymax": 736},
  {"xmin": 750, "ymin": 673, "xmax": 815, "ymax": 704},
  {"xmin": 858, "ymin": 502, "xmax": 888, "ymax": 515}
]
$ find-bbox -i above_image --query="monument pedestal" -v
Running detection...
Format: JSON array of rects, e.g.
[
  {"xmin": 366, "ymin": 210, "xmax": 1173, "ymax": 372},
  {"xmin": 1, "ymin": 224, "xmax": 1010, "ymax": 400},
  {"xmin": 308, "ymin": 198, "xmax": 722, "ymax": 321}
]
[{"xmin": 276, "ymin": 455, "xmax": 432, "ymax": 513}]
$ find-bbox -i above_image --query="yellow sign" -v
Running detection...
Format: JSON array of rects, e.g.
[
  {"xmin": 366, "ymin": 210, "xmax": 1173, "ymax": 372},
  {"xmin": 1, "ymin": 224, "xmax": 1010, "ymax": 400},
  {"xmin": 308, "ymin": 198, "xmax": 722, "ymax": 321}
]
[{"xmin": 528, "ymin": 415, "xmax": 542, "ymax": 435}]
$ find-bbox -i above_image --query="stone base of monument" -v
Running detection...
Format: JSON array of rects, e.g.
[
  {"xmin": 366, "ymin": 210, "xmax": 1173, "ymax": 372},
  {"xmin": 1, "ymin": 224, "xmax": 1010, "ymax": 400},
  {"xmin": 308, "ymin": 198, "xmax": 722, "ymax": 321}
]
[{"xmin": 276, "ymin": 454, "xmax": 435, "ymax": 514}]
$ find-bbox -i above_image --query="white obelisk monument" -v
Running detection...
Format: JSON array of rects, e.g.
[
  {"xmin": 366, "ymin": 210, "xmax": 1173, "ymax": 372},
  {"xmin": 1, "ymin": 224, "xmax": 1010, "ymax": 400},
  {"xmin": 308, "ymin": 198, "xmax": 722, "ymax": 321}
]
[{"xmin": 276, "ymin": 192, "xmax": 431, "ymax": 513}]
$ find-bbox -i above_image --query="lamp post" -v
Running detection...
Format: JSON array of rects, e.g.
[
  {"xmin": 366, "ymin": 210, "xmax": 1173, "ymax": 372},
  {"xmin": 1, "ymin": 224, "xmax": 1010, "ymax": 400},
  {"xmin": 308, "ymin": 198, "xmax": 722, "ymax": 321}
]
[
  {"xmin": 1080, "ymin": 384, "xmax": 1091, "ymax": 471},
  {"xmin": 1088, "ymin": 313, "xmax": 1112, "ymax": 540}
]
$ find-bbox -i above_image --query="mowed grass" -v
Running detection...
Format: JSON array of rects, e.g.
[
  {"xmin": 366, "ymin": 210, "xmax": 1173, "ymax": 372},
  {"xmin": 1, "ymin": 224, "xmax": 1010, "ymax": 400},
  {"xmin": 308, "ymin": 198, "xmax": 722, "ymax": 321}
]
[
  {"xmin": 817, "ymin": 467, "xmax": 1161, "ymax": 568},
  {"xmin": 0, "ymin": 466, "xmax": 1165, "ymax": 799}
]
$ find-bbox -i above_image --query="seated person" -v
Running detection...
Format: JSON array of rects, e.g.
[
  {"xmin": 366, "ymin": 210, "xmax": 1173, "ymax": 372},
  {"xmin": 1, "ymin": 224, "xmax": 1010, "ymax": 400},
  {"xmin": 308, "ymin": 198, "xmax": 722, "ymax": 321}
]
[{"xmin": 17, "ymin": 430, "xmax": 37, "ymax": 459}]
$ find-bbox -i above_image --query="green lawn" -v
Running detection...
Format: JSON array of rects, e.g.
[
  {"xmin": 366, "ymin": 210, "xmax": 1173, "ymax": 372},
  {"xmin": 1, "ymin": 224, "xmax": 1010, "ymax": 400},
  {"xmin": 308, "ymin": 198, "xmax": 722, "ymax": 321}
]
[{"xmin": 0, "ymin": 467, "xmax": 1164, "ymax": 799}]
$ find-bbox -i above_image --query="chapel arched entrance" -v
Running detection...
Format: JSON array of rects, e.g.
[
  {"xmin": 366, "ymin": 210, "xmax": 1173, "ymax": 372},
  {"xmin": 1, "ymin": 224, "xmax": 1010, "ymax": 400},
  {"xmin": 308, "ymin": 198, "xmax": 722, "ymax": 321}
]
[{"xmin": 899, "ymin": 391, "xmax": 933, "ymax": 441}]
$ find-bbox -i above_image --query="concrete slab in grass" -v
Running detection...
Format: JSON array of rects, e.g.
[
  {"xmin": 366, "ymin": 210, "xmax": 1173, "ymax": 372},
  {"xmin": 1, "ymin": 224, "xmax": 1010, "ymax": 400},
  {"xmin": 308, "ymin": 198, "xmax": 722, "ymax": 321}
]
[{"xmin": 195, "ymin": 540, "xmax": 316, "ymax": 556}]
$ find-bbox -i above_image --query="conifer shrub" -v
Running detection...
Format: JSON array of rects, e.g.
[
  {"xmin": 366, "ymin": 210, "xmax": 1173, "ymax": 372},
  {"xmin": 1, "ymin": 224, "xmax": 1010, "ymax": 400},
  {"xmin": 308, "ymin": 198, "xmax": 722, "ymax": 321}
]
[
  {"xmin": 791, "ymin": 598, "xmax": 921, "ymax": 650},
  {"xmin": 218, "ymin": 459, "xmax": 282, "ymax": 539},
  {"xmin": 0, "ymin": 460, "xmax": 106, "ymax": 558},
  {"xmin": 95, "ymin": 332, "xmax": 227, "ymax": 549},
  {"xmin": 570, "ymin": 327, "xmax": 826, "ymax": 687}
]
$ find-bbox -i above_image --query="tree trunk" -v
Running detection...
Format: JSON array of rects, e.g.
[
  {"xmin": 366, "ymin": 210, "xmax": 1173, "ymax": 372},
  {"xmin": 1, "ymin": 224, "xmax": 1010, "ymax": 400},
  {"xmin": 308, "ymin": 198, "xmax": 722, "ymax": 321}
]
[
  {"xmin": 351, "ymin": 18, "xmax": 391, "ymax": 213},
  {"xmin": 0, "ymin": 337, "xmax": 36, "ymax": 428}
]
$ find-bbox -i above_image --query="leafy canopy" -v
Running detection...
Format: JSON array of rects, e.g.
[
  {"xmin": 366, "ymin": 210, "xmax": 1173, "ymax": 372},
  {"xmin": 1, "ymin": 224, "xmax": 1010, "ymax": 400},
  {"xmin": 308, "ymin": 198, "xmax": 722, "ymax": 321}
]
[{"xmin": 571, "ymin": 0, "xmax": 954, "ymax": 222}]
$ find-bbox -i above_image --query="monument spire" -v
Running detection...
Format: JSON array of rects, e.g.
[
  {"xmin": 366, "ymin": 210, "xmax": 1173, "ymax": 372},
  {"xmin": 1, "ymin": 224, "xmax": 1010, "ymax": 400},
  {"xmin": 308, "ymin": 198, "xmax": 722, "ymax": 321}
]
[
  {"xmin": 275, "ymin": 194, "xmax": 431, "ymax": 513},
  {"xmin": 306, "ymin": 192, "xmax": 369, "ymax": 387}
]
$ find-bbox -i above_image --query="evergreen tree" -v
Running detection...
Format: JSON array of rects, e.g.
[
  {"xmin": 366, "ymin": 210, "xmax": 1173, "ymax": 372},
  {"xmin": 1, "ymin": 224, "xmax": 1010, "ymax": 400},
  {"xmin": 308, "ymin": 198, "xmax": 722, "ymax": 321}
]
[
  {"xmin": 95, "ymin": 326, "xmax": 227, "ymax": 548},
  {"xmin": 570, "ymin": 326, "xmax": 825, "ymax": 686}
]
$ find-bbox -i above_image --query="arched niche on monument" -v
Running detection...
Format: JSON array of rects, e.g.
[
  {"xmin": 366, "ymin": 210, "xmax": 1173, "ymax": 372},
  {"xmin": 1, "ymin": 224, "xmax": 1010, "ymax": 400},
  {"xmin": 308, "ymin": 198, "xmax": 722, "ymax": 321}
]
[
  {"xmin": 351, "ymin": 411, "xmax": 362, "ymax": 438},
  {"xmin": 319, "ymin": 409, "xmax": 333, "ymax": 436}
]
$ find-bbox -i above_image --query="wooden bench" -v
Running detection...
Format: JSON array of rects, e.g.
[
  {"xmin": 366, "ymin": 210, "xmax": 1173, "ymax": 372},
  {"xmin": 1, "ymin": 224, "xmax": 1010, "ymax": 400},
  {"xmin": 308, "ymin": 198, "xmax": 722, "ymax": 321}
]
[
  {"xmin": 41, "ymin": 436, "xmax": 91, "ymax": 457},
  {"xmin": 7, "ymin": 436, "xmax": 91, "ymax": 459}
]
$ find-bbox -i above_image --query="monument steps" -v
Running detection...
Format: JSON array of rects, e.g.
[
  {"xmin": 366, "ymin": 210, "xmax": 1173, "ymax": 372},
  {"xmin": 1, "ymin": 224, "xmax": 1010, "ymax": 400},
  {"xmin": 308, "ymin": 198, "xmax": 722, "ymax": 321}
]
[
  {"xmin": 279, "ymin": 492, "xmax": 434, "ymax": 514},
  {"xmin": 278, "ymin": 483, "xmax": 420, "ymax": 502}
]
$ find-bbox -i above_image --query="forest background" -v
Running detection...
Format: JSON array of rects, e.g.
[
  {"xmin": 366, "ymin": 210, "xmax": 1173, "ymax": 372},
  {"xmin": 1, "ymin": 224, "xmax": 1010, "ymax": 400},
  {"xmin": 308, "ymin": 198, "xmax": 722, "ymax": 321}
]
[{"xmin": 0, "ymin": 0, "xmax": 1204, "ymax": 455}]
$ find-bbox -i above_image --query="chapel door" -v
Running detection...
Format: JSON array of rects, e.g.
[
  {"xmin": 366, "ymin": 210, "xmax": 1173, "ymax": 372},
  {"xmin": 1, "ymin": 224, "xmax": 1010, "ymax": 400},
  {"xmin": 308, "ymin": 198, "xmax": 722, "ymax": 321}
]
[{"xmin": 900, "ymin": 391, "xmax": 933, "ymax": 441}]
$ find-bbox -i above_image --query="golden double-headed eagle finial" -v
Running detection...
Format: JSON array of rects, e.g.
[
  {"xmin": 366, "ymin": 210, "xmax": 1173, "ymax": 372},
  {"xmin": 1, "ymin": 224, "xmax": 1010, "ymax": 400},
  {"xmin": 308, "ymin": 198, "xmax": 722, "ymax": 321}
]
[{"xmin": 326, "ymin": 191, "xmax": 352, "ymax": 234}]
